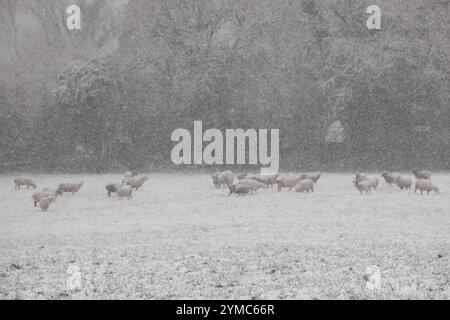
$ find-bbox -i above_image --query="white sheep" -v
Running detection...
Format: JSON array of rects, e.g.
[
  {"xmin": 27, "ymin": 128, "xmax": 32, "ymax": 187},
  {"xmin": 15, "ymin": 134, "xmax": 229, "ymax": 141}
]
[
  {"xmin": 117, "ymin": 186, "xmax": 133, "ymax": 200},
  {"xmin": 353, "ymin": 179, "xmax": 371, "ymax": 195},
  {"xmin": 14, "ymin": 177, "xmax": 36, "ymax": 190},
  {"xmin": 393, "ymin": 176, "xmax": 412, "ymax": 190},
  {"xmin": 413, "ymin": 169, "xmax": 431, "ymax": 180},
  {"xmin": 294, "ymin": 179, "xmax": 314, "ymax": 193},
  {"xmin": 355, "ymin": 174, "xmax": 379, "ymax": 191},
  {"xmin": 126, "ymin": 176, "xmax": 148, "ymax": 191},
  {"xmin": 57, "ymin": 182, "xmax": 83, "ymax": 196}
]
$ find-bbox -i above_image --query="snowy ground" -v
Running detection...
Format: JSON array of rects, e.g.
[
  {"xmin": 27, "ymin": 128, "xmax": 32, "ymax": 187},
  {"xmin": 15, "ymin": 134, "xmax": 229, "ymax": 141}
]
[{"xmin": 0, "ymin": 173, "xmax": 449, "ymax": 300}]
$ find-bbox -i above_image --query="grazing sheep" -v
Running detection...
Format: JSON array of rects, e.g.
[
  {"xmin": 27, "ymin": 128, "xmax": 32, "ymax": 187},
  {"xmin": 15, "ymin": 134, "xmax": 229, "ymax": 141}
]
[
  {"xmin": 382, "ymin": 172, "xmax": 401, "ymax": 187},
  {"xmin": 32, "ymin": 190, "xmax": 58, "ymax": 207},
  {"xmin": 413, "ymin": 169, "xmax": 431, "ymax": 180},
  {"xmin": 39, "ymin": 196, "xmax": 56, "ymax": 212},
  {"xmin": 415, "ymin": 179, "xmax": 439, "ymax": 195},
  {"xmin": 105, "ymin": 183, "xmax": 121, "ymax": 197},
  {"xmin": 300, "ymin": 173, "xmax": 321, "ymax": 184},
  {"xmin": 249, "ymin": 176, "xmax": 272, "ymax": 187},
  {"xmin": 126, "ymin": 176, "xmax": 148, "ymax": 191},
  {"xmin": 393, "ymin": 176, "xmax": 412, "ymax": 190},
  {"xmin": 294, "ymin": 179, "xmax": 314, "ymax": 193},
  {"xmin": 14, "ymin": 177, "xmax": 36, "ymax": 190},
  {"xmin": 238, "ymin": 179, "xmax": 267, "ymax": 193},
  {"xmin": 228, "ymin": 184, "xmax": 250, "ymax": 196},
  {"xmin": 212, "ymin": 171, "xmax": 235, "ymax": 189},
  {"xmin": 276, "ymin": 176, "xmax": 303, "ymax": 192},
  {"xmin": 355, "ymin": 174, "xmax": 379, "ymax": 191},
  {"xmin": 117, "ymin": 186, "xmax": 133, "ymax": 200},
  {"xmin": 56, "ymin": 182, "xmax": 83, "ymax": 196},
  {"xmin": 353, "ymin": 180, "xmax": 371, "ymax": 195}
]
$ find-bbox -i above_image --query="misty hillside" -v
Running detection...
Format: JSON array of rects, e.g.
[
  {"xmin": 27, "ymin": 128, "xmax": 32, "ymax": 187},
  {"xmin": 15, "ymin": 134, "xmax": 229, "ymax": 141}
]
[{"xmin": 1, "ymin": 0, "xmax": 449, "ymax": 172}]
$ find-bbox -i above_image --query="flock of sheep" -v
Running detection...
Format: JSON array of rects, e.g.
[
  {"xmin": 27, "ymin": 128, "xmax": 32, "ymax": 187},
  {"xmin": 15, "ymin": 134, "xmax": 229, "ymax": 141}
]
[
  {"xmin": 12, "ymin": 172, "xmax": 149, "ymax": 212},
  {"xmin": 12, "ymin": 169, "xmax": 440, "ymax": 212},
  {"xmin": 213, "ymin": 169, "xmax": 440, "ymax": 196}
]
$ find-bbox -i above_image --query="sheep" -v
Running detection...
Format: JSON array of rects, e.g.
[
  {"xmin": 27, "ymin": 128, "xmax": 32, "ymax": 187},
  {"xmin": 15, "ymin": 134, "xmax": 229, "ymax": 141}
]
[
  {"xmin": 238, "ymin": 179, "xmax": 267, "ymax": 193},
  {"xmin": 56, "ymin": 182, "xmax": 83, "ymax": 196},
  {"xmin": 355, "ymin": 174, "xmax": 379, "ymax": 191},
  {"xmin": 300, "ymin": 173, "xmax": 321, "ymax": 184},
  {"xmin": 294, "ymin": 179, "xmax": 314, "ymax": 193},
  {"xmin": 393, "ymin": 176, "xmax": 412, "ymax": 190},
  {"xmin": 415, "ymin": 179, "xmax": 439, "ymax": 195},
  {"xmin": 39, "ymin": 196, "xmax": 56, "ymax": 212},
  {"xmin": 276, "ymin": 176, "xmax": 303, "ymax": 192},
  {"xmin": 353, "ymin": 179, "xmax": 371, "ymax": 195},
  {"xmin": 413, "ymin": 169, "xmax": 431, "ymax": 180},
  {"xmin": 266, "ymin": 173, "xmax": 280, "ymax": 187},
  {"xmin": 212, "ymin": 171, "xmax": 235, "ymax": 189},
  {"xmin": 126, "ymin": 176, "xmax": 148, "ymax": 190},
  {"xmin": 14, "ymin": 177, "xmax": 36, "ymax": 190},
  {"xmin": 32, "ymin": 190, "xmax": 58, "ymax": 207},
  {"xmin": 249, "ymin": 176, "xmax": 272, "ymax": 187},
  {"xmin": 105, "ymin": 183, "xmax": 121, "ymax": 197},
  {"xmin": 382, "ymin": 172, "xmax": 401, "ymax": 187},
  {"xmin": 228, "ymin": 184, "xmax": 250, "ymax": 196},
  {"xmin": 117, "ymin": 186, "xmax": 133, "ymax": 200}
]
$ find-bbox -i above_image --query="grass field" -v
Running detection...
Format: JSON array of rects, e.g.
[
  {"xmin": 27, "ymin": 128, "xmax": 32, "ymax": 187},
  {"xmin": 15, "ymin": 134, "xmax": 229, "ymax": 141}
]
[{"xmin": 0, "ymin": 173, "xmax": 449, "ymax": 299}]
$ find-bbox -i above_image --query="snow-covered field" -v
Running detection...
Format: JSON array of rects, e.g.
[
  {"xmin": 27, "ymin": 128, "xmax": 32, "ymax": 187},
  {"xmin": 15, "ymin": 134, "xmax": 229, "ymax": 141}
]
[{"xmin": 0, "ymin": 173, "xmax": 449, "ymax": 300}]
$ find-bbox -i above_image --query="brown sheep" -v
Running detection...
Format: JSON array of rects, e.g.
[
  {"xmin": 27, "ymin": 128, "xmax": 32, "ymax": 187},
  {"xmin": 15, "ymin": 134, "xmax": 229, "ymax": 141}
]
[
  {"xmin": 127, "ymin": 176, "xmax": 148, "ymax": 191},
  {"xmin": 415, "ymin": 180, "xmax": 439, "ymax": 195},
  {"xmin": 56, "ymin": 182, "xmax": 83, "ymax": 196},
  {"xmin": 276, "ymin": 176, "xmax": 303, "ymax": 192},
  {"xmin": 32, "ymin": 190, "xmax": 58, "ymax": 207},
  {"xmin": 14, "ymin": 177, "xmax": 36, "ymax": 190},
  {"xmin": 238, "ymin": 179, "xmax": 267, "ymax": 193},
  {"xmin": 294, "ymin": 179, "xmax": 314, "ymax": 193},
  {"xmin": 212, "ymin": 171, "xmax": 235, "ymax": 189},
  {"xmin": 39, "ymin": 196, "xmax": 56, "ymax": 212}
]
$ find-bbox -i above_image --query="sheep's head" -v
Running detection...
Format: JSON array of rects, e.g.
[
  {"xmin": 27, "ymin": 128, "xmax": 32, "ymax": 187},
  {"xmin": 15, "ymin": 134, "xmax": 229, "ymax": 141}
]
[{"xmin": 31, "ymin": 183, "xmax": 37, "ymax": 189}]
